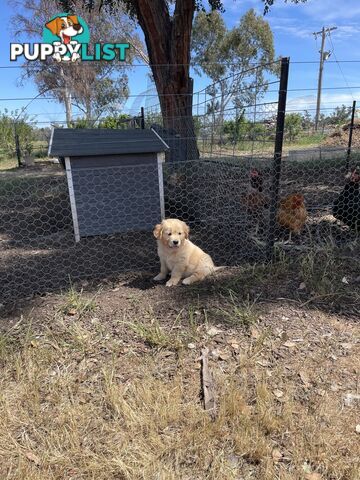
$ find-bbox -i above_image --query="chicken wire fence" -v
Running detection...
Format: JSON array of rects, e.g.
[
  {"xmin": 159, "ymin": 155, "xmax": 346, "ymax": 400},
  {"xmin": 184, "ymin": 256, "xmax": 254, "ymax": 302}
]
[{"xmin": 1, "ymin": 58, "xmax": 360, "ymax": 307}]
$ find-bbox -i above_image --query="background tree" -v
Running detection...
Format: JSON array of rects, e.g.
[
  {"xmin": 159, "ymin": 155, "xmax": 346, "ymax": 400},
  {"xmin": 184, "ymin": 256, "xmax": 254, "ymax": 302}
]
[
  {"xmin": 317, "ymin": 104, "xmax": 352, "ymax": 132},
  {"xmin": 192, "ymin": 9, "xmax": 276, "ymax": 145},
  {"xmin": 59, "ymin": 0, "xmax": 307, "ymax": 158},
  {"xmin": 285, "ymin": 112, "xmax": 302, "ymax": 142},
  {"xmin": 328, "ymin": 105, "xmax": 352, "ymax": 126},
  {"xmin": 301, "ymin": 110, "xmax": 313, "ymax": 130},
  {"xmin": 0, "ymin": 110, "xmax": 34, "ymax": 162},
  {"xmin": 98, "ymin": 114, "xmax": 134, "ymax": 128},
  {"xmin": 11, "ymin": 0, "xmax": 142, "ymax": 126}
]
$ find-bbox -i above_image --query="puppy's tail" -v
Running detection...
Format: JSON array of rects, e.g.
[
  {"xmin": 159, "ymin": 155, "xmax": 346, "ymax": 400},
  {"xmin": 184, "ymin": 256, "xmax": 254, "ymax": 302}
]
[{"xmin": 213, "ymin": 266, "xmax": 227, "ymax": 272}]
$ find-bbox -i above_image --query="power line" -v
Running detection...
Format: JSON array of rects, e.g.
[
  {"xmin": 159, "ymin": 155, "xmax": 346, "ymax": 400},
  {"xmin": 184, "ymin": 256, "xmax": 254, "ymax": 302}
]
[
  {"xmin": 327, "ymin": 30, "xmax": 354, "ymax": 99},
  {"xmin": 1, "ymin": 60, "xmax": 360, "ymax": 69}
]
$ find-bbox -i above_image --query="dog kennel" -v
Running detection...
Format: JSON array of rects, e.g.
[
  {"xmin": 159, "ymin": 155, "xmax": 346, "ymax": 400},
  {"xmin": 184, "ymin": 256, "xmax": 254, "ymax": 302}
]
[{"xmin": 49, "ymin": 128, "xmax": 169, "ymax": 241}]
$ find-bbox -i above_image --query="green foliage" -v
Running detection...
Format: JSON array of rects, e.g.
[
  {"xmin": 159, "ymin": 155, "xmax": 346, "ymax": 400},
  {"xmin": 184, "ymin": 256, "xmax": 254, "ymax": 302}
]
[
  {"xmin": 70, "ymin": 114, "xmax": 134, "ymax": 129},
  {"xmin": 328, "ymin": 105, "xmax": 352, "ymax": 126},
  {"xmin": 192, "ymin": 9, "xmax": 277, "ymax": 140},
  {"xmin": 262, "ymin": 0, "xmax": 308, "ymax": 14},
  {"xmin": 16, "ymin": 0, "xmax": 136, "ymax": 123},
  {"xmin": 98, "ymin": 114, "xmax": 133, "ymax": 129},
  {"xmin": 301, "ymin": 110, "xmax": 313, "ymax": 130},
  {"xmin": 285, "ymin": 113, "xmax": 302, "ymax": 142},
  {"xmin": 62, "ymin": 0, "xmax": 307, "ymax": 17},
  {"xmin": 0, "ymin": 110, "xmax": 34, "ymax": 158},
  {"xmin": 70, "ymin": 118, "xmax": 93, "ymax": 129},
  {"xmin": 222, "ymin": 115, "xmax": 247, "ymax": 142},
  {"xmin": 222, "ymin": 115, "xmax": 268, "ymax": 143},
  {"xmin": 192, "ymin": 8, "xmax": 277, "ymax": 86}
]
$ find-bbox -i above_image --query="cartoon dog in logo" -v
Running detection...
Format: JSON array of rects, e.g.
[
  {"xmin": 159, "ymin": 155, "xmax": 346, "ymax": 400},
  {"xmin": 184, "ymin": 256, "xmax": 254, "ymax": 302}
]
[{"xmin": 45, "ymin": 15, "xmax": 84, "ymax": 62}]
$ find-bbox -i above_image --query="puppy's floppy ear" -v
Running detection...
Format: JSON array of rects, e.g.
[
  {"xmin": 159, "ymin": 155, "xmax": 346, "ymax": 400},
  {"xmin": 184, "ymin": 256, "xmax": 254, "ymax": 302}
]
[
  {"xmin": 183, "ymin": 222, "xmax": 190, "ymax": 239},
  {"xmin": 153, "ymin": 223, "xmax": 163, "ymax": 239},
  {"xmin": 68, "ymin": 15, "xmax": 79, "ymax": 25},
  {"xmin": 45, "ymin": 17, "xmax": 61, "ymax": 35}
]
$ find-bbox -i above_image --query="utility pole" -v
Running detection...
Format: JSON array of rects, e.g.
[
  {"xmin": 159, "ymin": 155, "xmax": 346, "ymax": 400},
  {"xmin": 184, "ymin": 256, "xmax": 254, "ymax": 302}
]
[{"xmin": 313, "ymin": 26, "xmax": 337, "ymax": 131}]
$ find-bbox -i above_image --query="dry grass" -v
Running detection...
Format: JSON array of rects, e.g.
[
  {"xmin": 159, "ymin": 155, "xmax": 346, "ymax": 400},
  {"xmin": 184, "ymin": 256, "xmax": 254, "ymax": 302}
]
[{"xmin": 0, "ymin": 285, "xmax": 359, "ymax": 480}]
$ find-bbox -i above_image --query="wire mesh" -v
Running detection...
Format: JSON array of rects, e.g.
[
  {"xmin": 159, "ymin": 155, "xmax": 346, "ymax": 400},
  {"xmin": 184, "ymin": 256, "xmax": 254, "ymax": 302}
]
[{"xmin": 0, "ymin": 59, "xmax": 360, "ymax": 307}]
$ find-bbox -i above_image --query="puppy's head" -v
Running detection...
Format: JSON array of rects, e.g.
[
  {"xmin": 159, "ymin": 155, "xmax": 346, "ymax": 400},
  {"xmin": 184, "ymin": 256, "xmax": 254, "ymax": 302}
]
[
  {"xmin": 45, "ymin": 15, "xmax": 83, "ymax": 42},
  {"xmin": 153, "ymin": 218, "xmax": 189, "ymax": 249}
]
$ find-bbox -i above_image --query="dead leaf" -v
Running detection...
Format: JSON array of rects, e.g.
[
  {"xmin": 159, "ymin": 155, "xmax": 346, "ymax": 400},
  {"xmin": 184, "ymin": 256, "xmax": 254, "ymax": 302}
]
[
  {"xmin": 344, "ymin": 393, "xmax": 360, "ymax": 407},
  {"xmin": 273, "ymin": 389, "xmax": 284, "ymax": 398},
  {"xmin": 283, "ymin": 341, "xmax": 296, "ymax": 348},
  {"xmin": 305, "ymin": 473, "xmax": 322, "ymax": 480},
  {"xmin": 341, "ymin": 276, "xmax": 349, "ymax": 284},
  {"xmin": 218, "ymin": 351, "xmax": 231, "ymax": 361},
  {"xmin": 187, "ymin": 343, "xmax": 196, "ymax": 349},
  {"xmin": 25, "ymin": 451, "xmax": 40, "ymax": 465},
  {"xmin": 299, "ymin": 371, "xmax": 310, "ymax": 387},
  {"xmin": 206, "ymin": 326, "xmax": 222, "ymax": 337},
  {"xmin": 355, "ymin": 425, "xmax": 360, "ymax": 434},
  {"xmin": 67, "ymin": 308, "xmax": 77, "ymax": 316},
  {"xmin": 272, "ymin": 448, "xmax": 283, "ymax": 463},
  {"xmin": 256, "ymin": 360, "xmax": 271, "ymax": 367},
  {"xmin": 250, "ymin": 327, "xmax": 260, "ymax": 339},
  {"xmin": 302, "ymin": 462, "xmax": 312, "ymax": 474},
  {"xmin": 299, "ymin": 282, "xmax": 307, "ymax": 290}
]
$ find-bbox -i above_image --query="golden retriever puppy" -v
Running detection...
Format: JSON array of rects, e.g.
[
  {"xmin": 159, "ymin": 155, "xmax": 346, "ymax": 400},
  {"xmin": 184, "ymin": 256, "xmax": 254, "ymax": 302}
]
[{"xmin": 153, "ymin": 218, "xmax": 220, "ymax": 287}]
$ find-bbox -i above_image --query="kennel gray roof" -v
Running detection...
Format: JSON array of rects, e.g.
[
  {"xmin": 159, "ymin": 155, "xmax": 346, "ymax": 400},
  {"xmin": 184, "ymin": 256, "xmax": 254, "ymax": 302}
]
[{"xmin": 49, "ymin": 128, "xmax": 169, "ymax": 157}]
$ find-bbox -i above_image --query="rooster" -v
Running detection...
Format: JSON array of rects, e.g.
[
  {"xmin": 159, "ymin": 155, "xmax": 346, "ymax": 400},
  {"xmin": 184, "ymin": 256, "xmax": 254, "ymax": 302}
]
[
  {"xmin": 277, "ymin": 193, "xmax": 307, "ymax": 242},
  {"xmin": 333, "ymin": 168, "xmax": 360, "ymax": 231}
]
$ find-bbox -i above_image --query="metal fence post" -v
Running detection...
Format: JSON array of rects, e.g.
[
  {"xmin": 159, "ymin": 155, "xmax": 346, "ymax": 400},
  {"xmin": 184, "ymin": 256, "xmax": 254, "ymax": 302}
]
[
  {"xmin": 14, "ymin": 121, "xmax": 22, "ymax": 168},
  {"xmin": 140, "ymin": 107, "xmax": 145, "ymax": 129},
  {"xmin": 346, "ymin": 100, "xmax": 356, "ymax": 171},
  {"xmin": 266, "ymin": 57, "xmax": 290, "ymax": 261}
]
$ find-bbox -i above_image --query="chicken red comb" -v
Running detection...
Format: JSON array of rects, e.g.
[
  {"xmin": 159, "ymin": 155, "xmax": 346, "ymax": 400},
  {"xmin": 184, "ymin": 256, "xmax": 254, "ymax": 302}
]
[
  {"xmin": 250, "ymin": 168, "xmax": 261, "ymax": 177},
  {"xmin": 350, "ymin": 168, "xmax": 360, "ymax": 183}
]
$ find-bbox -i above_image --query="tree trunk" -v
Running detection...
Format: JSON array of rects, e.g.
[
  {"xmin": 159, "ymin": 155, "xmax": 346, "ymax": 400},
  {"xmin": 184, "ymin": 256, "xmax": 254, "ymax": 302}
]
[
  {"xmin": 60, "ymin": 66, "xmax": 73, "ymax": 127},
  {"xmin": 64, "ymin": 88, "xmax": 72, "ymax": 127},
  {"xmin": 134, "ymin": 0, "xmax": 199, "ymax": 160}
]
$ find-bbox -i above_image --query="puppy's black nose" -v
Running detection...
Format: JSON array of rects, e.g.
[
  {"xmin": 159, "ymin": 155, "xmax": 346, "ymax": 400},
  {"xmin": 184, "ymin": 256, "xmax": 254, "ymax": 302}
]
[
  {"xmin": 73, "ymin": 23, "xmax": 82, "ymax": 31},
  {"xmin": 173, "ymin": 240, "xmax": 179, "ymax": 245}
]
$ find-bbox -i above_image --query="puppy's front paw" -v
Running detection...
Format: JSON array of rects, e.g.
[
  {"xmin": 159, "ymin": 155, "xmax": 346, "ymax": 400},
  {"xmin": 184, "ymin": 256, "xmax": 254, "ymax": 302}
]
[
  {"xmin": 153, "ymin": 273, "xmax": 167, "ymax": 281},
  {"xmin": 71, "ymin": 52, "xmax": 81, "ymax": 62},
  {"xmin": 166, "ymin": 278, "xmax": 179, "ymax": 287},
  {"xmin": 182, "ymin": 277, "xmax": 192, "ymax": 285}
]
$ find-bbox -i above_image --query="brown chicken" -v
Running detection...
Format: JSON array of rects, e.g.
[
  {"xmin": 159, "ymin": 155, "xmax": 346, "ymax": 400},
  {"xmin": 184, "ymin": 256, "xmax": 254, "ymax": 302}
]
[{"xmin": 277, "ymin": 193, "xmax": 307, "ymax": 241}]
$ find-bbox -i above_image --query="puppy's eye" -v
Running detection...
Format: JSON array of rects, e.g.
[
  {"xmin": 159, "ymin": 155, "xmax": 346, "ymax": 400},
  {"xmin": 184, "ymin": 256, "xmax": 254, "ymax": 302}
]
[
  {"xmin": 178, "ymin": 232, "xmax": 182, "ymax": 235},
  {"xmin": 61, "ymin": 23, "xmax": 66, "ymax": 28},
  {"xmin": 68, "ymin": 21, "xmax": 73, "ymax": 26},
  {"xmin": 168, "ymin": 232, "xmax": 171, "ymax": 236}
]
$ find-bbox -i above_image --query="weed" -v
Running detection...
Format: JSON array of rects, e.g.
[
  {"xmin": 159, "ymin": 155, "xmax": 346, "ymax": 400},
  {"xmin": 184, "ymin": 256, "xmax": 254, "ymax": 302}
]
[
  {"xmin": 300, "ymin": 248, "xmax": 338, "ymax": 295},
  {"xmin": 128, "ymin": 319, "xmax": 184, "ymax": 351},
  {"xmin": 216, "ymin": 291, "xmax": 259, "ymax": 327},
  {"xmin": 59, "ymin": 284, "xmax": 97, "ymax": 316}
]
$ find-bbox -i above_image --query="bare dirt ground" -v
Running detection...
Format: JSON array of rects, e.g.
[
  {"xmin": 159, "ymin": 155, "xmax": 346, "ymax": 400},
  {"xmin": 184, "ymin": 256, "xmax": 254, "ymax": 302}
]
[{"xmin": 0, "ymin": 249, "xmax": 359, "ymax": 480}]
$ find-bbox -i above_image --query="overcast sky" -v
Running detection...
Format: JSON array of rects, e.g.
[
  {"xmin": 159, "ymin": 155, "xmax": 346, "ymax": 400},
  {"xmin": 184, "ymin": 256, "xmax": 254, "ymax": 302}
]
[{"xmin": 1, "ymin": 0, "xmax": 359, "ymax": 125}]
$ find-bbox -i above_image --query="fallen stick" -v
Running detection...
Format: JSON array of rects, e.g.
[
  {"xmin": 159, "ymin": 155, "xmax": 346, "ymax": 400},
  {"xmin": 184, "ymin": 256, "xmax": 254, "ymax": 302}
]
[{"xmin": 201, "ymin": 347, "xmax": 216, "ymax": 420}]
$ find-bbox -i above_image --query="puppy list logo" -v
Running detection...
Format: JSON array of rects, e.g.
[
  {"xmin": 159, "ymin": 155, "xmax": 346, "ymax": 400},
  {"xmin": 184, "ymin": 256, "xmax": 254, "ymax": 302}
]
[{"xmin": 10, "ymin": 13, "xmax": 130, "ymax": 63}]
